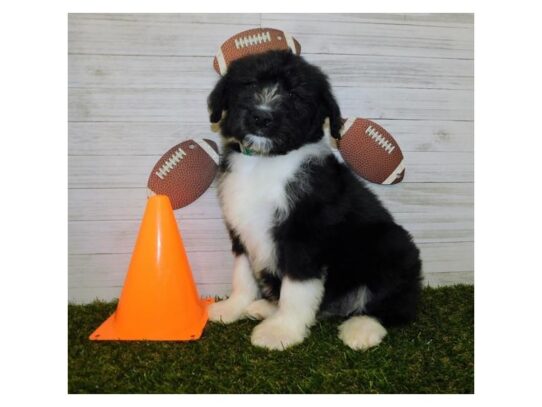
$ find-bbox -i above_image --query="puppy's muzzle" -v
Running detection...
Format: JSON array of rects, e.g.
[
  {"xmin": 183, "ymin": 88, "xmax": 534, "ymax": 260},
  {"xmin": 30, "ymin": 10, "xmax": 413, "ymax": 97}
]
[{"xmin": 248, "ymin": 109, "xmax": 273, "ymax": 129}]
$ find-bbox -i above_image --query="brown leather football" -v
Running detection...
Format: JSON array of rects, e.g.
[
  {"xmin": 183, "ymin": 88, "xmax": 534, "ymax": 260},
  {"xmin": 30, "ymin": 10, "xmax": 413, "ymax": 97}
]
[
  {"xmin": 147, "ymin": 139, "xmax": 219, "ymax": 209},
  {"xmin": 213, "ymin": 28, "xmax": 301, "ymax": 75},
  {"xmin": 338, "ymin": 118, "xmax": 405, "ymax": 185}
]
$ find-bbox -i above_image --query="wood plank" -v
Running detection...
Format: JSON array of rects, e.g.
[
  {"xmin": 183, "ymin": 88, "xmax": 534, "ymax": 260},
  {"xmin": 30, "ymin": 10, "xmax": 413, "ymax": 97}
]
[
  {"xmin": 68, "ymin": 150, "xmax": 473, "ymax": 189},
  {"xmin": 69, "ymin": 53, "xmax": 472, "ymax": 90},
  {"xmin": 69, "ymin": 54, "xmax": 218, "ymax": 89},
  {"xmin": 68, "ymin": 88, "xmax": 209, "ymax": 122},
  {"xmin": 69, "ymin": 286, "xmax": 123, "ymax": 304},
  {"xmin": 263, "ymin": 13, "xmax": 474, "ymax": 28},
  {"xmin": 68, "ymin": 120, "xmax": 473, "ymax": 156},
  {"xmin": 374, "ymin": 120, "xmax": 472, "ymax": 152},
  {"xmin": 69, "ymin": 272, "xmax": 473, "ymax": 303},
  {"xmin": 68, "ymin": 242, "xmax": 473, "ymax": 287},
  {"xmin": 401, "ymin": 151, "xmax": 473, "ymax": 183},
  {"xmin": 68, "ymin": 186, "xmax": 223, "ymax": 221},
  {"xmin": 68, "ymin": 241, "xmax": 474, "ymax": 303},
  {"xmin": 423, "ymin": 271, "xmax": 473, "ymax": 286},
  {"xmin": 68, "ymin": 183, "xmax": 473, "ymax": 221},
  {"xmin": 68, "ymin": 155, "xmax": 156, "ymax": 189},
  {"xmin": 261, "ymin": 16, "xmax": 473, "ymax": 59},
  {"xmin": 68, "ymin": 87, "xmax": 473, "ymax": 122},
  {"xmin": 68, "ymin": 14, "xmax": 472, "ymax": 59},
  {"xmin": 68, "ymin": 284, "xmax": 232, "ymax": 304},
  {"xmin": 312, "ymin": 54, "xmax": 473, "ymax": 90},
  {"xmin": 69, "ymin": 13, "xmax": 261, "ymax": 26},
  {"xmin": 69, "ymin": 251, "xmax": 234, "ymax": 287},
  {"xmin": 335, "ymin": 87, "xmax": 473, "ymax": 121},
  {"xmin": 369, "ymin": 182, "xmax": 474, "ymax": 214},
  {"xmin": 420, "ymin": 242, "xmax": 473, "ymax": 274},
  {"xmin": 68, "ymin": 14, "xmax": 260, "ymax": 56},
  {"xmin": 68, "ymin": 122, "xmax": 221, "ymax": 156},
  {"xmin": 68, "ymin": 211, "xmax": 472, "ymax": 256},
  {"xmin": 397, "ymin": 211, "xmax": 473, "ymax": 243},
  {"xmin": 68, "ymin": 219, "xmax": 232, "ymax": 255}
]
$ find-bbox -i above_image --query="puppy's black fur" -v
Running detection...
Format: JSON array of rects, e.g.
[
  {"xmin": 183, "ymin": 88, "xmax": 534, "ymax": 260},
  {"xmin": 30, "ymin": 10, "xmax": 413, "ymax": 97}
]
[
  {"xmin": 209, "ymin": 50, "xmax": 422, "ymax": 327},
  {"xmin": 209, "ymin": 50, "xmax": 343, "ymax": 154}
]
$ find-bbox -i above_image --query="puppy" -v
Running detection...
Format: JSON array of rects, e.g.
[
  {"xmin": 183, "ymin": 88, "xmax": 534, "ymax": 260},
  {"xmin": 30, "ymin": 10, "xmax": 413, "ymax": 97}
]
[{"xmin": 207, "ymin": 50, "xmax": 422, "ymax": 351}]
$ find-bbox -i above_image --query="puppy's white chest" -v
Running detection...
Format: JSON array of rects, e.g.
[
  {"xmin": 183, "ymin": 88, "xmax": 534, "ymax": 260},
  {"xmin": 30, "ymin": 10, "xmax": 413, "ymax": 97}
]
[
  {"xmin": 218, "ymin": 141, "xmax": 330, "ymax": 273},
  {"xmin": 219, "ymin": 153, "xmax": 293, "ymax": 273}
]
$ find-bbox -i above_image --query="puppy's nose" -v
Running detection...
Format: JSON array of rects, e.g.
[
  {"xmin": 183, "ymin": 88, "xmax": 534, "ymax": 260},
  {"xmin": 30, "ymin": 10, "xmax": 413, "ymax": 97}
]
[{"xmin": 250, "ymin": 110, "xmax": 272, "ymax": 127}]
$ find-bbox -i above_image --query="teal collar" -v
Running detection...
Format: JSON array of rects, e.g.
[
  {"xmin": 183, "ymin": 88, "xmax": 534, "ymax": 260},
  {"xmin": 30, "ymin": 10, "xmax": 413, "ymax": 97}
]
[{"xmin": 240, "ymin": 143, "xmax": 256, "ymax": 156}]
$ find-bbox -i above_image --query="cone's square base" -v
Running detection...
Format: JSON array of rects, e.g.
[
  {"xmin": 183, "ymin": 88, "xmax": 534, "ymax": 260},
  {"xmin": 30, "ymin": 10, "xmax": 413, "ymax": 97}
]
[{"xmin": 89, "ymin": 298, "xmax": 214, "ymax": 341}]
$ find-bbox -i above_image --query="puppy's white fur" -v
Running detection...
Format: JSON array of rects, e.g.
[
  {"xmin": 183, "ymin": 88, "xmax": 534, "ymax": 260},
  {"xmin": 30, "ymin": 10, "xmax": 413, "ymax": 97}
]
[
  {"xmin": 243, "ymin": 134, "xmax": 273, "ymax": 154},
  {"xmin": 208, "ymin": 254, "xmax": 258, "ymax": 324},
  {"xmin": 255, "ymin": 84, "xmax": 281, "ymax": 109},
  {"xmin": 218, "ymin": 138, "xmax": 331, "ymax": 275},
  {"xmin": 251, "ymin": 276, "xmax": 325, "ymax": 350},
  {"xmin": 338, "ymin": 315, "xmax": 387, "ymax": 350},
  {"xmin": 244, "ymin": 299, "xmax": 278, "ymax": 320}
]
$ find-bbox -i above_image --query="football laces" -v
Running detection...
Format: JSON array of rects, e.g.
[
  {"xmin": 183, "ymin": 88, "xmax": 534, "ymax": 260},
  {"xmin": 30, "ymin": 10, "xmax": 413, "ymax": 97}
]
[
  {"xmin": 365, "ymin": 125, "xmax": 395, "ymax": 154},
  {"xmin": 155, "ymin": 147, "xmax": 188, "ymax": 180},
  {"xmin": 234, "ymin": 31, "xmax": 272, "ymax": 49}
]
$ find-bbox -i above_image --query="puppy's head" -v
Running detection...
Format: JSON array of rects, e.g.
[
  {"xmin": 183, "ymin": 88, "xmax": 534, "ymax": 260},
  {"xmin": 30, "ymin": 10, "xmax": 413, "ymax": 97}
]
[{"xmin": 208, "ymin": 50, "xmax": 342, "ymax": 155}]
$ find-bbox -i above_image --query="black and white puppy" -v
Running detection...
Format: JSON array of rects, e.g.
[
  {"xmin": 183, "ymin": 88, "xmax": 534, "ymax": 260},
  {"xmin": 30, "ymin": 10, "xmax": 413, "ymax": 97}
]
[{"xmin": 207, "ymin": 50, "xmax": 422, "ymax": 351}]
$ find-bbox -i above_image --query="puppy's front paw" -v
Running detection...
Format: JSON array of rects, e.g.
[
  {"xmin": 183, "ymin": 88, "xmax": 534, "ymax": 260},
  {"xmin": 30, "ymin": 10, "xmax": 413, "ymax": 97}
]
[
  {"xmin": 338, "ymin": 316, "xmax": 387, "ymax": 351},
  {"xmin": 208, "ymin": 299, "xmax": 244, "ymax": 324},
  {"xmin": 244, "ymin": 299, "xmax": 278, "ymax": 320},
  {"xmin": 251, "ymin": 317, "xmax": 306, "ymax": 350}
]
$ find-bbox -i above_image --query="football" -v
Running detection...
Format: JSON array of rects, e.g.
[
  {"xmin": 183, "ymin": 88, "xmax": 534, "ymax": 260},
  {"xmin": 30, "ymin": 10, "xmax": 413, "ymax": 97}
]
[
  {"xmin": 147, "ymin": 139, "xmax": 220, "ymax": 209},
  {"xmin": 337, "ymin": 118, "xmax": 406, "ymax": 185},
  {"xmin": 213, "ymin": 28, "xmax": 301, "ymax": 75}
]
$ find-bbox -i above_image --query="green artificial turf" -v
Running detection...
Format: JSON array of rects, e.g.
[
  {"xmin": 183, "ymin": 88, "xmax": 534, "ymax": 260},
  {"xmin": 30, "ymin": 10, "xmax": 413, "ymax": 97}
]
[{"xmin": 68, "ymin": 285, "xmax": 474, "ymax": 394}]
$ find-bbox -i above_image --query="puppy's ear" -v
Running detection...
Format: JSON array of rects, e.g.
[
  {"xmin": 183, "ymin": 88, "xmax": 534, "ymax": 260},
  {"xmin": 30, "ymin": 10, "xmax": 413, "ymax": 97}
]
[
  {"xmin": 322, "ymin": 87, "xmax": 343, "ymax": 139},
  {"xmin": 208, "ymin": 76, "xmax": 228, "ymax": 123}
]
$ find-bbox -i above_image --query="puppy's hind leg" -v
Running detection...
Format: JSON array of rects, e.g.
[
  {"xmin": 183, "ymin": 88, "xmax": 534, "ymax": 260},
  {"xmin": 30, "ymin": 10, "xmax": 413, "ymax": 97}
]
[{"xmin": 338, "ymin": 315, "xmax": 387, "ymax": 351}]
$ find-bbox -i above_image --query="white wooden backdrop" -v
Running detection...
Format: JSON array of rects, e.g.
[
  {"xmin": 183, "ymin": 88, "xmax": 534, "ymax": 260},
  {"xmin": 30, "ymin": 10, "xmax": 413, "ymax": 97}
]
[{"xmin": 68, "ymin": 13, "xmax": 474, "ymax": 303}]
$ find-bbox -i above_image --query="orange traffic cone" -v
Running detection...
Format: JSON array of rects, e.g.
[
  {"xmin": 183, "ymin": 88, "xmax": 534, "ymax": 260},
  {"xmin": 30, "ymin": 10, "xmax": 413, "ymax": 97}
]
[{"xmin": 89, "ymin": 195, "xmax": 213, "ymax": 341}]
